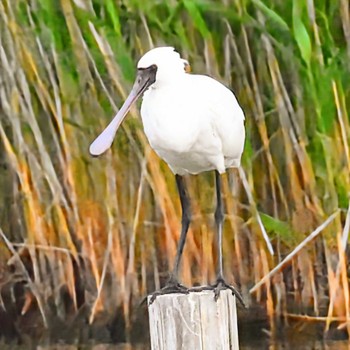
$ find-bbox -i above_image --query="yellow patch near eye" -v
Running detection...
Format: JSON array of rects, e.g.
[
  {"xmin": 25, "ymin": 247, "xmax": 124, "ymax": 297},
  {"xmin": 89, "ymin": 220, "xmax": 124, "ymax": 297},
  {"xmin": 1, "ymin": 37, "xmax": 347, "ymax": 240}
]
[{"xmin": 184, "ymin": 62, "xmax": 191, "ymax": 73}]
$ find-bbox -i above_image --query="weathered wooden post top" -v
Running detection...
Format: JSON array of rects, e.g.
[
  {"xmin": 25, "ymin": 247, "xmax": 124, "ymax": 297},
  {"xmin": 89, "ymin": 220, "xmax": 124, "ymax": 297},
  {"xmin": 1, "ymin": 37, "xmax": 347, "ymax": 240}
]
[{"xmin": 148, "ymin": 290, "xmax": 239, "ymax": 350}]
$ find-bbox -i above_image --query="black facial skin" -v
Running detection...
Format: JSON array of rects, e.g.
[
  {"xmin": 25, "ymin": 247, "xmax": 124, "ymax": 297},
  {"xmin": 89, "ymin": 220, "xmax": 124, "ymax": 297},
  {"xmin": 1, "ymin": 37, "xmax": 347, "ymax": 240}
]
[{"xmin": 136, "ymin": 64, "xmax": 158, "ymax": 94}]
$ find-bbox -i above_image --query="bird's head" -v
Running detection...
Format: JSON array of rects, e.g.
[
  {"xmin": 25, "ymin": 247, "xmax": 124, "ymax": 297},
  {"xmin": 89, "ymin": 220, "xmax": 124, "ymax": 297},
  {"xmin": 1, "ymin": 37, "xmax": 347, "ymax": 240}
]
[
  {"xmin": 137, "ymin": 47, "xmax": 189, "ymax": 86},
  {"xmin": 89, "ymin": 47, "xmax": 188, "ymax": 156}
]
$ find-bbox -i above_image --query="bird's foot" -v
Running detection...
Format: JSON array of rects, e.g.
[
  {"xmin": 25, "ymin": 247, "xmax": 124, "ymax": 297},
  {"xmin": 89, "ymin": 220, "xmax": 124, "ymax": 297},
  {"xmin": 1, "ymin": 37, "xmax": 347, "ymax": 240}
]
[
  {"xmin": 144, "ymin": 275, "xmax": 189, "ymax": 306},
  {"xmin": 212, "ymin": 276, "xmax": 246, "ymax": 307},
  {"xmin": 190, "ymin": 276, "xmax": 246, "ymax": 308}
]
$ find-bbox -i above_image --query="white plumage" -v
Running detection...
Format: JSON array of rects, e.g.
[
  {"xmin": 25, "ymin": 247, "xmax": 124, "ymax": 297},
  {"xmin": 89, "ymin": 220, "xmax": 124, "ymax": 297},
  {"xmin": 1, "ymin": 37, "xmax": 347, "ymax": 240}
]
[
  {"xmin": 90, "ymin": 47, "xmax": 245, "ymax": 174},
  {"xmin": 90, "ymin": 47, "xmax": 246, "ymax": 305},
  {"xmin": 141, "ymin": 70, "xmax": 245, "ymax": 175}
]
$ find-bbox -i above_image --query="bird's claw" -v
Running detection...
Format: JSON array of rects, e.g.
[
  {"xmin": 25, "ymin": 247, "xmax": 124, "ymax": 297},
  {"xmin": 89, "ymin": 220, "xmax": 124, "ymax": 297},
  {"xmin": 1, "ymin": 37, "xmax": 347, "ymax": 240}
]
[
  {"xmin": 142, "ymin": 276, "xmax": 189, "ymax": 306},
  {"xmin": 190, "ymin": 276, "xmax": 246, "ymax": 308},
  {"xmin": 213, "ymin": 277, "xmax": 246, "ymax": 307}
]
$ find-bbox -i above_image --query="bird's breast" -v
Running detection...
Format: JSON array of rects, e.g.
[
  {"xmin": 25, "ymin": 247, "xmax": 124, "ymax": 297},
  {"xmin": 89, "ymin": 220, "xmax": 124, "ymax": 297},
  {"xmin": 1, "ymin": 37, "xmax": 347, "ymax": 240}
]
[
  {"xmin": 138, "ymin": 75, "xmax": 245, "ymax": 174},
  {"xmin": 140, "ymin": 89, "xmax": 200, "ymax": 154}
]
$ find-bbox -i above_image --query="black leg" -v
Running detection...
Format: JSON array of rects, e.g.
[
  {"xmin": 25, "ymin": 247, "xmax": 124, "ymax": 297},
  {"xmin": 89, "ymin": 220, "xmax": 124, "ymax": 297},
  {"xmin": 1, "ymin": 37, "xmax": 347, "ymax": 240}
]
[
  {"xmin": 213, "ymin": 171, "xmax": 245, "ymax": 306},
  {"xmin": 147, "ymin": 175, "xmax": 191, "ymax": 305},
  {"xmin": 172, "ymin": 174, "xmax": 191, "ymax": 278},
  {"xmin": 190, "ymin": 171, "xmax": 245, "ymax": 308},
  {"xmin": 215, "ymin": 170, "xmax": 224, "ymax": 279}
]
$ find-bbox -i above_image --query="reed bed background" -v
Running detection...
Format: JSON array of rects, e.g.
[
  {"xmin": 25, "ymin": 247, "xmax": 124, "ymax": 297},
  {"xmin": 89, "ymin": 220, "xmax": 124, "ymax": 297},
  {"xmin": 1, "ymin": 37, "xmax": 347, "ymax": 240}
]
[{"xmin": 0, "ymin": 0, "xmax": 349, "ymax": 345}]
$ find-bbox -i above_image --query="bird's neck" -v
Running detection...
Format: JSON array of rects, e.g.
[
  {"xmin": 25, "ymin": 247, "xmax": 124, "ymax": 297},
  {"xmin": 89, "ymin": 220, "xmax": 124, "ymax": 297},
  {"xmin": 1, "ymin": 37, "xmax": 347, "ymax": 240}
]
[{"xmin": 152, "ymin": 71, "xmax": 188, "ymax": 89}]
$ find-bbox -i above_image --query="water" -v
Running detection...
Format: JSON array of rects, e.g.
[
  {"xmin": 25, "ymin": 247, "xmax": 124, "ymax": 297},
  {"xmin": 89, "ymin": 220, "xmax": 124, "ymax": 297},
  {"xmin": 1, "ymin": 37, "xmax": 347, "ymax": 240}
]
[
  {"xmin": 238, "ymin": 321, "xmax": 350, "ymax": 349},
  {"xmin": 1, "ymin": 340, "xmax": 349, "ymax": 350},
  {"xmin": 240, "ymin": 335, "xmax": 350, "ymax": 349},
  {"xmin": 1, "ymin": 327, "xmax": 349, "ymax": 350},
  {"xmin": 1, "ymin": 307, "xmax": 349, "ymax": 349}
]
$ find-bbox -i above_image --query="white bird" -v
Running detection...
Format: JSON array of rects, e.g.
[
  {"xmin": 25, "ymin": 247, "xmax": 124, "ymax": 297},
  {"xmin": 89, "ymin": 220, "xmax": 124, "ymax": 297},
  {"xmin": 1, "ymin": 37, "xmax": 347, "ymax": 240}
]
[{"xmin": 90, "ymin": 47, "xmax": 245, "ymax": 305}]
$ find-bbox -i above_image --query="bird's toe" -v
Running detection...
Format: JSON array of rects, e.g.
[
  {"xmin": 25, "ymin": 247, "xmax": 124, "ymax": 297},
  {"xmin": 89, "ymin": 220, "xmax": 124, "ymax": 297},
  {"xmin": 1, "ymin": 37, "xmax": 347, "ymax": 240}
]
[
  {"xmin": 189, "ymin": 277, "xmax": 245, "ymax": 308},
  {"xmin": 146, "ymin": 277, "xmax": 189, "ymax": 306},
  {"xmin": 213, "ymin": 277, "xmax": 246, "ymax": 307}
]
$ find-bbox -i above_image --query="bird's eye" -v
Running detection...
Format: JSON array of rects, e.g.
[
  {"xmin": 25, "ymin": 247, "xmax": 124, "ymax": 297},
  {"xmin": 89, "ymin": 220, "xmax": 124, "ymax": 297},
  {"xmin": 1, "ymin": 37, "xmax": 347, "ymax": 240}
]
[{"xmin": 138, "ymin": 64, "xmax": 157, "ymax": 72}]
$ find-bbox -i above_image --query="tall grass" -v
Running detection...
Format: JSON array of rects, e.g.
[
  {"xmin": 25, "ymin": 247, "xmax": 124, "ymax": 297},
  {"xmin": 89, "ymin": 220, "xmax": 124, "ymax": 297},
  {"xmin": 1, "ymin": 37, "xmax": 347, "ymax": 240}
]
[{"xmin": 0, "ymin": 0, "xmax": 349, "ymax": 343}]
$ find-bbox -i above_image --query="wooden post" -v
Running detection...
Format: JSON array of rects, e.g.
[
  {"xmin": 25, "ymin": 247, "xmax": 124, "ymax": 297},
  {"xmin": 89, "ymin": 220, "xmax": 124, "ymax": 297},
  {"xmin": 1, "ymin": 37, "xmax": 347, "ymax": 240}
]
[{"xmin": 148, "ymin": 290, "xmax": 239, "ymax": 350}]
